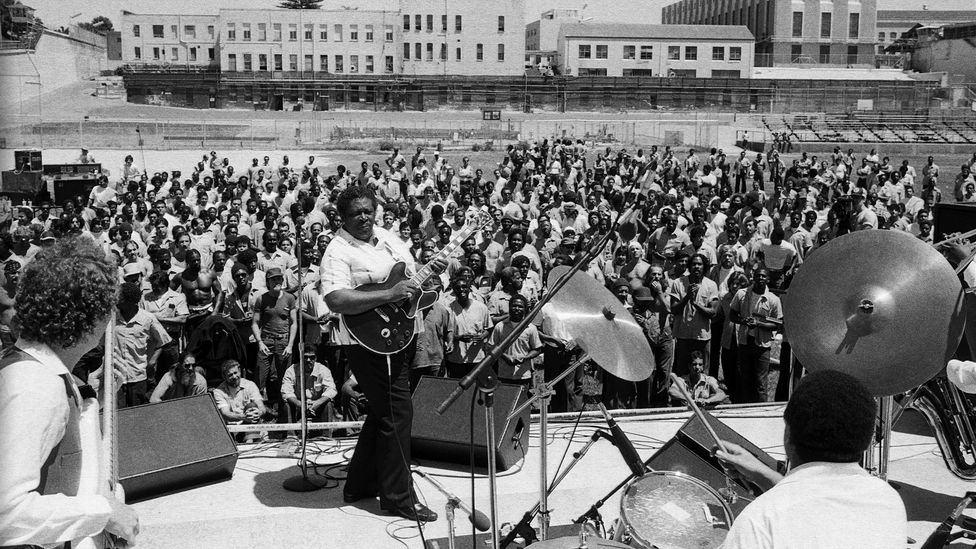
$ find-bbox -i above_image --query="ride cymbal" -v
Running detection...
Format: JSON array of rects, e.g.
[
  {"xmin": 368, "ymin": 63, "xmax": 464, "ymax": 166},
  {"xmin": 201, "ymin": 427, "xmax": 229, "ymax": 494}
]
[
  {"xmin": 784, "ymin": 230, "xmax": 966, "ymax": 396},
  {"xmin": 546, "ymin": 266, "xmax": 654, "ymax": 382}
]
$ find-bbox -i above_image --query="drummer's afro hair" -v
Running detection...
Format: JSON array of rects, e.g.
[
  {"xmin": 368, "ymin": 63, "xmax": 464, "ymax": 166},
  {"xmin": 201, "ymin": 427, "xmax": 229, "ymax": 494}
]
[{"xmin": 785, "ymin": 370, "xmax": 876, "ymax": 464}]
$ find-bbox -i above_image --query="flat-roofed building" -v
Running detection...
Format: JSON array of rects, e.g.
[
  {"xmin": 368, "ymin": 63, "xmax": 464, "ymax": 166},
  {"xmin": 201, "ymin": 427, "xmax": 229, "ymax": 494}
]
[
  {"xmin": 120, "ymin": 12, "xmax": 219, "ymax": 67},
  {"xmin": 662, "ymin": 0, "xmax": 877, "ymax": 67},
  {"xmin": 556, "ymin": 23, "xmax": 755, "ymax": 78}
]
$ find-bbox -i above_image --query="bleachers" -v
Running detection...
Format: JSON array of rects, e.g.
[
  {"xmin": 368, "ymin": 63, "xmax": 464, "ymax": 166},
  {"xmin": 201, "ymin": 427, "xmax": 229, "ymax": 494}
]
[{"xmin": 763, "ymin": 114, "xmax": 976, "ymax": 145}]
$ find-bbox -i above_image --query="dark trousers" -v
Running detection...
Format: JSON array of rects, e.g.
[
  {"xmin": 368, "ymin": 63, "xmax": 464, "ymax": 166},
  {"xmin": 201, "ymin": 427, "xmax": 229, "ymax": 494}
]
[
  {"xmin": 544, "ymin": 347, "xmax": 584, "ymax": 413},
  {"xmin": 737, "ymin": 341, "xmax": 771, "ymax": 403},
  {"xmin": 774, "ymin": 340, "xmax": 802, "ymax": 401},
  {"xmin": 344, "ymin": 342, "xmax": 416, "ymax": 510},
  {"xmin": 721, "ymin": 345, "xmax": 740, "ymax": 403},
  {"xmin": 155, "ymin": 341, "xmax": 180, "ymax": 383},
  {"xmin": 602, "ymin": 370, "xmax": 635, "ymax": 409},
  {"xmin": 709, "ymin": 321, "xmax": 724, "ymax": 379},
  {"xmin": 674, "ymin": 338, "xmax": 710, "ymax": 377},
  {"xmin": 445, "ymin": 360, "xmax": 474, "ymax": 379},
  {"xmin": 410, "ymin": 363, "xmax": 444, "ymax": 392},
  {"xmin": 639, "ymin": 338, "xmax": 674, "ymax": 408},
  {"xmin": 119, "ymin": 380, "xmax": 149, "ymax": 408},
  {"xmin": 257, "ymin": 333, "xmax": 290, "ymax": 402}
]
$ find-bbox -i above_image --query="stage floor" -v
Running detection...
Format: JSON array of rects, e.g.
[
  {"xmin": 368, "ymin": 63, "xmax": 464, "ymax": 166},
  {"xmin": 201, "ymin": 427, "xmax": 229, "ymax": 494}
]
[{"xmin": 131, "ymin": 404, "xmax": 969, "ymax": 548}]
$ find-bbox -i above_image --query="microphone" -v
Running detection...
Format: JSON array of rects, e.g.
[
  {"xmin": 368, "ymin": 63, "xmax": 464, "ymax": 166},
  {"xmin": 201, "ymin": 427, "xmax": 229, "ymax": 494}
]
[
  {"xmin": 598, "ymin": 403, "xmax": 646, "ymax": 477},
  {"xmin": 413, "ymin": 468, "xmax": 491, "ymax": 532}
]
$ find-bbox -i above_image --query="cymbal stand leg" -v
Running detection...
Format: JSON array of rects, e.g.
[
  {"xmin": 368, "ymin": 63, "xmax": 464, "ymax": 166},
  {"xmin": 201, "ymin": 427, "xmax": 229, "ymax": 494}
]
[
  {"xmin": 535, "ymin": 367, "xmax": 551, "ymax": 541},
  {"xmin": 478, "ymin": 375, "xmax": 501, "ymax": 549},
  {"xmin": 879, "ymin": 395, "xmax": 893, "ymax": 481}
]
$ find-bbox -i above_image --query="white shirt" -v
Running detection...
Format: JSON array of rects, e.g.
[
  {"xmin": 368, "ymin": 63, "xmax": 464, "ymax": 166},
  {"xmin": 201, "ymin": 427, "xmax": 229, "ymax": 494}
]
[
  {"xmin": 720, "ymin": 461, "xmax": 906, "ymax": 549},
  {"xmin": 0, "ymin": 340, "xmax": 112, "ymax": 546}
]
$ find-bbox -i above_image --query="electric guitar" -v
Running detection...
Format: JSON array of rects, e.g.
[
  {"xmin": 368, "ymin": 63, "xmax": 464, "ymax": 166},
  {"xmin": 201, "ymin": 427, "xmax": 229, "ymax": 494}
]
[{"xmin": 343, "ymin": 210, "xmax": 492, "ymax": 355}]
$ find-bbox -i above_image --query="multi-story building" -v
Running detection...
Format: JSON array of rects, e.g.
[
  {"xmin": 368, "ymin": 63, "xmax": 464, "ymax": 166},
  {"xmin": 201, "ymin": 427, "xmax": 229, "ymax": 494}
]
[
  {"xmin": 399, "ymin": 0, "xmax": 525, "ymax": 76},
  {"xmin": 218, "ymin": 9, "xmax": 400, "ymax": 76},
  {"xmin": 120, "ymin": 12, "xmax": 219, "ymax": 67},
  {"xmin": 556, "ymin": 23, "xmax": 755, "ymax": 78},
  {"xmin": 661, "ymin": 0, "xmax": 877, "ymax": 67},
  {"xmin": 525, "ymin": 9, "xmax": 580, "ymax": 71}
]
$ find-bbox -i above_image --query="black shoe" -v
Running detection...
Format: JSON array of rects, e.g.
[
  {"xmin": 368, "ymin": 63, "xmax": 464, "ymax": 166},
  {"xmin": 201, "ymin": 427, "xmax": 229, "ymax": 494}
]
[
  {"xmin": 383, "ymin": 502, "xmax": 439, "ymax": 522},
  {"xmin": 343, "ymin": 490, "xmax": 378, "ymax": 504}
]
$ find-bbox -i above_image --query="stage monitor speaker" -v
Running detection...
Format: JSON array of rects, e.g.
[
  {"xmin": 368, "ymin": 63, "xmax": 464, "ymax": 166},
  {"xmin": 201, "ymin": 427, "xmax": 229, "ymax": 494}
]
[
  {"xmin": 411, "ymin": 376, "xmax": 529, "ymax": 471},
  {"xmin": 934, "ymin": 203, "xmax": 976, "ymax": 245},
  {"xmin": 118, "ymin": 393, "xmax": 238, "ymax": 502},
  {"xmin": 645, "ymin": 410, "xmax": 784, "ymax": 516},
  {"xmin": 13, "ymin": 150, "xmax": 42, "ymax": 172}
]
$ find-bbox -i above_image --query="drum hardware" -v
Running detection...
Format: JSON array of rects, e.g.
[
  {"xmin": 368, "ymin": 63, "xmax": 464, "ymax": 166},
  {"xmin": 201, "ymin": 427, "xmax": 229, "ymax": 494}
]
[{"xmin": 921, "ymin": 491, "xmax": 976, "ymax": 549}]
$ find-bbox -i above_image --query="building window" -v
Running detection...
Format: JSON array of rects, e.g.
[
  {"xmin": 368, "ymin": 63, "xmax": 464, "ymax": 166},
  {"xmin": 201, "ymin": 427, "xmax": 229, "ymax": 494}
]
[
  {"xmin": 456, "ymin": 47, "xmax": 461, "ymax": 61},
  {"xmin": 335, "ymin": 55, "xmax": 343, "ymax": 72},
  {"xmin": 415, "ymin": 42, "xmax": 421, "ymax": 59},
  {"xmin": 623, "ymin": 45, "xmax": 636, "ymax": 59},
  {"xmin": 685, "ymin": 46, "xmax": 697, "ymax": 60},
  {"xmin": 476, "ymin": 43, "xmax": 484, "ymax": 61},
  {"xmin": 227, "ymin": 54, "xmax": 236, "ymax": 71},
  {"xmin": 288, "ymin": 24, "xmax": 297, "ymax": 41},
  {"xmin": 305, "ymin": 24, "xmax": 313, "ymax": 40},
  {"xmin": 304, "ymin": 54, "xmax": 313, "ymax": 72},
  {"xmin": 849, "ymin": 13, "xmax": 860, "ymax": 39},
  {"xmin": 640, "ymin": 45, "xmax": 653, "ymax": 60},
  {"xmin": 847, "ymin": 45, "xmax": 858, "ymax": 64},
  {"xmin": 498, "ymin": 43, "xmax": 505, "ymax": 61},
  {"xmin": 668, "ymin": 46, "xmax": 680, "ymax": 60},
  {"xmin": 792, "ymin": 11, "xmax": 802, "ymax": 37},
  {"xmin": 133, "ymin": 25, "xmax": 140, "ymax": 37},
  {"xmin": 226, "ymin": 23, "xmax": 235, "ymax": 41},
  {"xmin": 274, "ymin": 54, "xmax": 283, "ymax": 71},
  {"xmin": 455, "ymin": 15, "xmax": 462, "ymax": 33},
  {"xmin": 578, "ymin": 44, "xmax": 591, "ymax": 59},
  {"xmin": 208, "ymin": 25, "xmax": 214, "ymax": 39},
  {"xmin": 712, "ymin": 46, "xmax": 724, "ymax": 60},
  {"xmin": 171, "ymin": 25, "xmax": 177, "ymax": 37},
  {"xmin": 242, "ymin": 53, "xmax": 251, "ymax": 71},
  {"xmin": 253, "ymin": 23, "xmax": 263, "ymax": 41},
  {"xmin": 596, "ymin": 44, "xmax": 608, "ymax": 59},
  {"xmin": 190, "ymin": 47, "xmax": 197, "ymax": 61},
  {"xmin": 242, "ymin": 23, "xmax": 251, "ymax": 41},
  {"xmin": 273, "ymin": 23, "xmax": 282, "ymax": 41},
  {"xmin": 153, "ymin": 25, "xmax": 164, "ymax": 38},
  {"xmin": 415, "ymin": 14, "xmax": 421, "ymax": 31},
  {"xmin": 403, "ymin": 15, "xmax": 410, "ymax": 31},
  {"xmin": 889, "ymin": 32, "xmax": 897, "ymax": 40},
  {"xmin": 185, "ymin": 25, "xmax": 196, "ymax": 39},
  {"xmin": 441, "ymin": 14, "xmax": 448, "ymax": 32},
  {"xmin": 791, "ymin": 44, "xmax": 802, "ymax": 61},
  {"xmin": 820, "ymin": 12, "xmax": 831, "ymax": 38},
  {"xmin": 819, "ymin": 44, "xmax": 830, "ymax": 63},
  {"xmin": 134, "ymin": 47, "xmax": 141, "ymax": 59},
  {"xmin": 385, "ymin": 25, "xmax": 393, "ymax": 41},
  {"xmin": 208, "ymin": 48, "xmax": 214, "ymax": 61},
  {"xmin": 878, "ymin": 31, "xmax": 885, "ymax": 42},
  {"xmin": 334, "ymin": 24, "xmax": 342, "ymax": 41},
  {"xmin": 289, "ymin": 54, "xmax": 297, "ymax": 71},
  {"xmin": 426, "ymin": 43, "xmax": 433, "ymax": 61},
  {"xmin": 350, "ymin": 24, "xmax": 358, "ymax": 41},
  {"xmin": 498, "ymin": 16, "xmax": 505, "ymax": 32},
  {"xmin": 404, "ymin": 42, "xmax": 410, "ymax": 59},
  {"xmin": 258, "ymin": 54, "xmax": 267, "ymax": 71},
  {"xmin": 152, "ymin": 47, "xmax": 160, "ymax": 60},
  {"xmin": 350, "ymin": 55, "xmax": 358, "ymax": 72},
  {"xmin": 366, "ymin": 55, "xmax": 374, "ymax": 73},
  {"xmin": 729, "ymin": 46, "xmax": 742, "ymax": 61},
  {"xmin": 318, "ymin": 24, "xmax": 327, "ymax": 40},
  {"xmin": 365, "ymin": 24, "xmax": 373, "ymax": 41},
  {"xmin": 319, "ymin": 55, "xmax": 328, "ymax": 72},
  {"xmin": 440, "ymin": 43, "xmax": 447, "ymax": 60},
  {"xmin": 171, "ymin": 47, "xmax": 179, "ymax": 60},
  {"xmin": 385, "ymin": 55, "xmax": 394, "ymax": 73}
]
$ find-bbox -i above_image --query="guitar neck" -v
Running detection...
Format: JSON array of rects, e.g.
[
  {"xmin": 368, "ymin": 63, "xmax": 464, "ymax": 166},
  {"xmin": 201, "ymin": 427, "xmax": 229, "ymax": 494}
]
[{"xmin": 411, "ymin": 223, "xmax": 479, "ymax": 285}]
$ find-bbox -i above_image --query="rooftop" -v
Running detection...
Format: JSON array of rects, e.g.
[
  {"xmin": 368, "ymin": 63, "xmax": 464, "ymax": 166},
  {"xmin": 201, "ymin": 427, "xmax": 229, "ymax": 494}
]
[{"xmin": 560, "ymin": 22, "xmax": 754, "ymax": 41}]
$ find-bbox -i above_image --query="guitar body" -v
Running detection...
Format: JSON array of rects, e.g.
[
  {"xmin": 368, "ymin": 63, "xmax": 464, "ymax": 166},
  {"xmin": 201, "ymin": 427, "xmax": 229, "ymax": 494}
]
[{"xmin": 343, "ymin": 262, "xmax": 438, "ymax": 355}]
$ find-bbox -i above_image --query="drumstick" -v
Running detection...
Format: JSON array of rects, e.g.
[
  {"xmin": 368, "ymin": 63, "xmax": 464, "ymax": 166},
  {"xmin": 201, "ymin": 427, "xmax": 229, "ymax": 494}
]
[
  {"xmin": 669, "ymin": 373, "xmax": 728, "ymax": 453},
  {"xmin": 934, "ymin": 228, "xmax": 976, "ymax": 248}
]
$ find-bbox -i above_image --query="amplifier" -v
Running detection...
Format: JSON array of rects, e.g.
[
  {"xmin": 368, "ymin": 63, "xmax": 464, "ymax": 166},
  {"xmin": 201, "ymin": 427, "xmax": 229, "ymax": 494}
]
[{"xmin": 13, "ymin": 150, "xmax": 42, "ymax": 172}]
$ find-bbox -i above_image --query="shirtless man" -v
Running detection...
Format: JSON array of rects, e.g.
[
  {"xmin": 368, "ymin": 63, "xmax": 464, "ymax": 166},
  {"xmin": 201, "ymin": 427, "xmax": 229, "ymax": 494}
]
[{"xmin": 178, "ymin": 249, "xmax": 223, "ymax": 337}]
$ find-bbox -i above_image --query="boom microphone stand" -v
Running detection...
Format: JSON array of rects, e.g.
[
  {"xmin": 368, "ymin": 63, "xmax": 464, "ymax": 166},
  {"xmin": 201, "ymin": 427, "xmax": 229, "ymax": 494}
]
[{"xmin": 283, "ymin": 236, "xmax": 326, "ymax": 492}]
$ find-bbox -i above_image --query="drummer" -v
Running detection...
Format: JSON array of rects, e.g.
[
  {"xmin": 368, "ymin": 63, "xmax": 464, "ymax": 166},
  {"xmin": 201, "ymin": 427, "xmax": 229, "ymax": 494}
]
[{"xmin": 715, "ymin": 369, "xmax": 906, "ymax": 549}]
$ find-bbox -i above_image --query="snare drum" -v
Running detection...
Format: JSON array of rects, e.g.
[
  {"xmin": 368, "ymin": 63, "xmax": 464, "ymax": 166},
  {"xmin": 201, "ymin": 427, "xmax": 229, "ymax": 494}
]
[{"xmin": 613, "ymin": 471, "xmax": 734, "ymax": 549}]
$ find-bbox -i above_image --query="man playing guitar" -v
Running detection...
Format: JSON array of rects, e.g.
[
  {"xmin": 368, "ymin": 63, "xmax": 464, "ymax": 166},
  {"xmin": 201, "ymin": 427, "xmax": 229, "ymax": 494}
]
[
  {"xmin": 321, "ymin": 186, "xmax": 447, "ymax": 522},
  {"xmin": 0, "ymin": 237, "xmax": 140, "ymax": 548}
]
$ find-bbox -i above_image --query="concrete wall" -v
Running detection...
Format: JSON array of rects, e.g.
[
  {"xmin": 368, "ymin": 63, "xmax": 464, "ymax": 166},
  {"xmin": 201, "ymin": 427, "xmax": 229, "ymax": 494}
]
[
  {"xmin": 0, "ymin": 30, "xmax": 107, "ymax": 118},
  {"xmin": 913, "ymin": 37, "xmax": 976, "ymax": 82}
]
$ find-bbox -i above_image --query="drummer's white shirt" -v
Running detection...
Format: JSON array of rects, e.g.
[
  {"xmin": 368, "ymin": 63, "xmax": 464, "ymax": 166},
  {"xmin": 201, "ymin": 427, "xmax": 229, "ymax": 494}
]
[{"xmin": 720, "ymin": 461, "xmax": 906, "ymax": 549}]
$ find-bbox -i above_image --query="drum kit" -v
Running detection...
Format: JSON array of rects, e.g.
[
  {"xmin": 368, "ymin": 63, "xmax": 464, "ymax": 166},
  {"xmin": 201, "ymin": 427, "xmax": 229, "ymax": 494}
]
[{"xmin": 436, "ymin": 218, "xmax": 971, "ymax": 549}]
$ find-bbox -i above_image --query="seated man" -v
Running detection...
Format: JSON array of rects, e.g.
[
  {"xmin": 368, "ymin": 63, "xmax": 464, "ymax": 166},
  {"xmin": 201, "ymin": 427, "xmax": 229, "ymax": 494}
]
[
  {"xmin": 212, "ymin": 360, "xmax": 266, "ymax": 443},
  {"xmin": 281, "ymin": 344, "xmax": 338, "ymax": 434},
  {"xmin": 716, "ymin": 370, "xmax": 907, "ymax": 548},
  {"xmin": 668, "ymin": 350, "xmax": 726, "ymax": 408},
  {"xmin": 148, "ymin": 353, "xmax": 208, "ymax": 403}
]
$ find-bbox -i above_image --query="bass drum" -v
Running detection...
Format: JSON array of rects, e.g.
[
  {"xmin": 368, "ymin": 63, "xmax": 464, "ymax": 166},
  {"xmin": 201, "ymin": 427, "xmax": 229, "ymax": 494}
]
[{"xmin": 613, "ymin": 471, "xmax": 734, "ymax": 549}]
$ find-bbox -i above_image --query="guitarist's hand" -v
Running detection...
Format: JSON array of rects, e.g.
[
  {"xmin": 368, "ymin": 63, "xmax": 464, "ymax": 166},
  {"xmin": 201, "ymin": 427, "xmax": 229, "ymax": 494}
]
[
  {"xmin": 105, "ymin": 497, "xmax": 140, "ymax": 545},
  {"xmin": 390, "ymin": 279, "xmax": 421, "ymax": 303}
]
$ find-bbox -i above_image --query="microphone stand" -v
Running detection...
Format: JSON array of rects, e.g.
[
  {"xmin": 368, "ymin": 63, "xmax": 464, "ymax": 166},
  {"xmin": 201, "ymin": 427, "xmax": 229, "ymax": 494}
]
[{"xmin": 283, "ymin": 234, "xmax": 326, "ymax": 492}]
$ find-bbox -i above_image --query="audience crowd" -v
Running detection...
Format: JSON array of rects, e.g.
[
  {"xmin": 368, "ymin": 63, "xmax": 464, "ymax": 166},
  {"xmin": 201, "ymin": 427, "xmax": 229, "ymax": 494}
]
[{"xmin": 1, "ymin": 141, "xmax": 974, "ymax": 440}]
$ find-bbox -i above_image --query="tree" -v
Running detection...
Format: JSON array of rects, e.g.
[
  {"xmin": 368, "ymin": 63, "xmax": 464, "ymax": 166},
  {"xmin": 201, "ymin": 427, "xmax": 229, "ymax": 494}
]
[
  {"xmin": 78, "ymin": 15, "xmax": 113, "ymax": 35},
  {"xmin": 277, "ymin": 0, "xmax": 324, "ymax": 8}
]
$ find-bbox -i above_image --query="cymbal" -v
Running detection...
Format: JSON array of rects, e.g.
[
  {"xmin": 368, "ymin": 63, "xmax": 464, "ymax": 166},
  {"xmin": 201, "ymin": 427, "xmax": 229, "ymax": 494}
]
[
  {"xmin": 546, "ymin": 267, "xmax": 654, "ymax": 382},
  {"xmin": 784, "ymin": 230, "xmax": 966, "ymax": 396},
  {"xmin": 529, "ymin": 535, "xmax": 631, "ymax": 549}
]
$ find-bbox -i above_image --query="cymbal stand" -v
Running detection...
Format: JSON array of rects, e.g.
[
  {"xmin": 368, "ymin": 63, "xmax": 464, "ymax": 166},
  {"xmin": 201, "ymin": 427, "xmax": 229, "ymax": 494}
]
[
  {"xmin": 505, "ymin": 352, "xmax": 591, "ymax": 542},
  {"xmin": 476, "ymin": 368, "xmax": 501, "ymax": 549},
  {"xmin": 878, "ymin": 396, "xmax": 894, "ymax": 481}
]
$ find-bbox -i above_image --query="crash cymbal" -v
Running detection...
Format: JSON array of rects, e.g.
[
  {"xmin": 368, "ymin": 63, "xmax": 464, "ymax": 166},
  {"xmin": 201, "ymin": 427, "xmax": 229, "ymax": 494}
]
[
  {"xmin": 530, "ymin": 535, "xmax": 630, "ymax": 549},
  {"xmin": 547, "ymin": 266, "xmax": 654, "ymax": 382},
  {"xmin": 784, "ymin": 230, "xmax": 966, "ymax": 396}
]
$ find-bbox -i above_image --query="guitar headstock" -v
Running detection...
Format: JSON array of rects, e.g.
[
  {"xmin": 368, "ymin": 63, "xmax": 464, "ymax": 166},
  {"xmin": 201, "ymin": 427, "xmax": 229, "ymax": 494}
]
[{"xmin": 468, "ymin": 207, "xmax": 494, "ymax": 231}]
